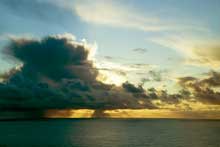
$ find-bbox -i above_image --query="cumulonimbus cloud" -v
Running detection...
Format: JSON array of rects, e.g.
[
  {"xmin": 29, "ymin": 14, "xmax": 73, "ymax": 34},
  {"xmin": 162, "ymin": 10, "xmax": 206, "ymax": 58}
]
[
  {"xmin": 0, "ymin": 34, "xmax": 158, "ymax": 110},
  {"xmin": 0, "ymin": 34, "xmax": 219, "ymax": 114}
]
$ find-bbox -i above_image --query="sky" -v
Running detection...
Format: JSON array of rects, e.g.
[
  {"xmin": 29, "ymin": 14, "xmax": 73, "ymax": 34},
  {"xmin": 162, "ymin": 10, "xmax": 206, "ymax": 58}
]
[{"xmin": 0, "ymin": 0, "xmax": 220, "ymax": 119}]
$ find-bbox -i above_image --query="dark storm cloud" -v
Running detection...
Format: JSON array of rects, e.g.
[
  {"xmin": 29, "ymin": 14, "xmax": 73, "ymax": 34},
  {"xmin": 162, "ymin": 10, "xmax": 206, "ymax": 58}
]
[
  {"xmin": 0, "ymin": 35, "xmax": 157, "ymax": 110},
  {"xmin": 178, "ymin": 71, "xmax": 220, "ymax": 105},
  {"xmin": 0, "ymin": 67, "xmax": 18, "ymax": 81},
  {"xmin": 2, "ymin": 34, "xmax": 217, "ymax": 112},
  {"xmin": 122, "ymin": 82, "xmax": 147, "ymax": 98},
  {"xmin": 5, "ymin": 36, "xmax": 97, "ymax": 82},
  {"xmin": 123, "ymin": 82, "xmax": 145, "ymax": 93}
]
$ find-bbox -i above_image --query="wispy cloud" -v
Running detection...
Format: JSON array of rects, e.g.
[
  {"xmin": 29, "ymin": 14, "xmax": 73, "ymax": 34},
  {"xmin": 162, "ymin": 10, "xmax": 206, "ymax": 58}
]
[
  {"xmin": 73, "ymin": 0, "xmax": 163, "ymax": 31},
  {"xmin": 149, "ymin": 34, "xmax": 220, "ymax": 67},
  {"xmin": 43, "ymin": 0, "xmax": 207, "ymax": 32},
  {"xmin": 78, "ymin": 0, "xmax": 209, "ymax": 32}
]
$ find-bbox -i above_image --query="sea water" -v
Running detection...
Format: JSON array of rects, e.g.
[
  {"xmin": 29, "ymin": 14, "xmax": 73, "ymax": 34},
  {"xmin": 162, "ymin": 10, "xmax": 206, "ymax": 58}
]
[{"xmin": 0, "ymin": 119, "xmax": 219, "ymax": 147}]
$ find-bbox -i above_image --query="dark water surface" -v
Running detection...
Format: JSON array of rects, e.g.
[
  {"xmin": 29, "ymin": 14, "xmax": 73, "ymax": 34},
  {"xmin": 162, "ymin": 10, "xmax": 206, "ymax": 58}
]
[{"xmin": 0, "ymin": 119, "xmax": 219, "ymax": 147}]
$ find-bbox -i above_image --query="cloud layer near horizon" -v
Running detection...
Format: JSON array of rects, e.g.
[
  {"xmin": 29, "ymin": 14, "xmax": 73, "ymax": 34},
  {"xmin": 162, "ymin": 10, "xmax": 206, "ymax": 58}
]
[
  {"xmin": 0, "ymin": 34, "xmax": 157, "ymax": 110},
  {"xmin": 0, "ymin": 34, "xmax": 220, "ymax": 111}
]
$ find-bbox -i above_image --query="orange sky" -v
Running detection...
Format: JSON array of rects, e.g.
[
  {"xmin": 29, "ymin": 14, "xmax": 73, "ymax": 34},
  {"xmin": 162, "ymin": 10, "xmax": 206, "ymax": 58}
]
[{"xmin": 44, "ymin": 109, "xmax": 220, "ymax": 119}]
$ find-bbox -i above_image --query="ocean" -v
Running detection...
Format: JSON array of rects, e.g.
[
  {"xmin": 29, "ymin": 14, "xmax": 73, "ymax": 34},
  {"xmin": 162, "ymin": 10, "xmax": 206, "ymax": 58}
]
[{"xmin": 0, "ymin": 119, "xmax": 219, "ymax": 147}]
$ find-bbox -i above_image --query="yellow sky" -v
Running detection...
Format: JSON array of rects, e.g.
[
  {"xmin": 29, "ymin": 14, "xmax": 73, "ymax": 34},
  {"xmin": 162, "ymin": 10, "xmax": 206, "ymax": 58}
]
[{"xmin": 44, "ymin": 109, "xmax": 220, "ymax": 120}]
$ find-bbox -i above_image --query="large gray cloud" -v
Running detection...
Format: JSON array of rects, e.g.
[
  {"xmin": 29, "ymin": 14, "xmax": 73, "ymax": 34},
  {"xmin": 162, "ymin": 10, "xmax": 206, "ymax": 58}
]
[
  {"xmin": 1, "ymin": 34, "xmax": 218, "ymax": 116},
  {"xmin": 0, "ymin": 35, "xmax": 157, "ymax": 111},
  {"xmin": 4, "ymin": 36, "xmax": 97, "ymax": 82}
]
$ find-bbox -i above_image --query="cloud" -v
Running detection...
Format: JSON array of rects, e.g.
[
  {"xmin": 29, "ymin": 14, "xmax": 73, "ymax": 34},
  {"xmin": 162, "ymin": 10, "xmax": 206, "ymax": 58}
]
[
  {"xmin": 92, "ymin": 109, "xmax": 110, "ymax": 118},
  {"xmin": 191, "ymin": 44, "xmax": 220, "ymax": 66},
  {"xmin": 44, "ymin": 108, "xmax": 220, "ymax": 119},
  {"xmin": 201, "ymin": 71, "xmax": 220, "ymax": 87},
  {"xmin": 94, "ymin": 59, "xmax": 137, "ymax": 86},
  {"xmin": 1, "ymin": 34, "xmax": 219, "ymax": 116},
  {"xmin": 122, "ymin": 82, "xmax": 186, "ymax": 106},
  {"xmin": 150, "ymin": 35, "xmax": 220, "ymax": 67},
  {"xmin": 132, "ymin": 48, "xmax": 148, "ymax": 54},
  {"xmin": 42, "ymin": 0, "xmax": 206, "ymax": 33},
  {"xmin": 147, "ymin": 70, "xmax": 163, "ymax": 82},
  {"xmin": 0, "ymin": 0, "xmax": 74, "ymax": 27},
  {"xmin": 178, "ymin": 71, "xmax": 220, "ymax": 105},
  {"xmin": 73, "ymin": 0, "xmax": 163, "ymax": 31},
  {"xmin": 122, "ymin": 82, "xmax": 147, "ymax": 98},
  {"xmin": 103, "ymin": 56, "xmax": 114, "ymax": 60},
  {"xmin": 0, "ymin": 34, "xmax": 158, "ymax": 110}
]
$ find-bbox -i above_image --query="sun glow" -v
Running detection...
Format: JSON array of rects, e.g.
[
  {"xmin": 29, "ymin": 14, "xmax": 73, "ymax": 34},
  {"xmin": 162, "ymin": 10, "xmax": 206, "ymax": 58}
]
[
  {"xmin": 44, "ymin": 109, "xmax": 220, "ymax": 119},
  {"xmin": 96, "ymin": 70, "xmax": 126, "ymax": 86},
  {"xmin": 44, "ymin": 109, "xmax": 95, "ymax": 118},
  {"xmin": 95, "ymin": 60, "xmax": 129, "ymax": 86},
  {"xmin": 152, "ymin": 99, "xmax": 220, "ymax": 111}
]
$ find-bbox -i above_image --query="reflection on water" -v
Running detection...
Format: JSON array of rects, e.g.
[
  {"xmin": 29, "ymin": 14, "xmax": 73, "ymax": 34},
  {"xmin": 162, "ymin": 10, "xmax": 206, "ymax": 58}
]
[{"xmin": 0, "ymin": 119, "xmax": 219, "ymax": 147}]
